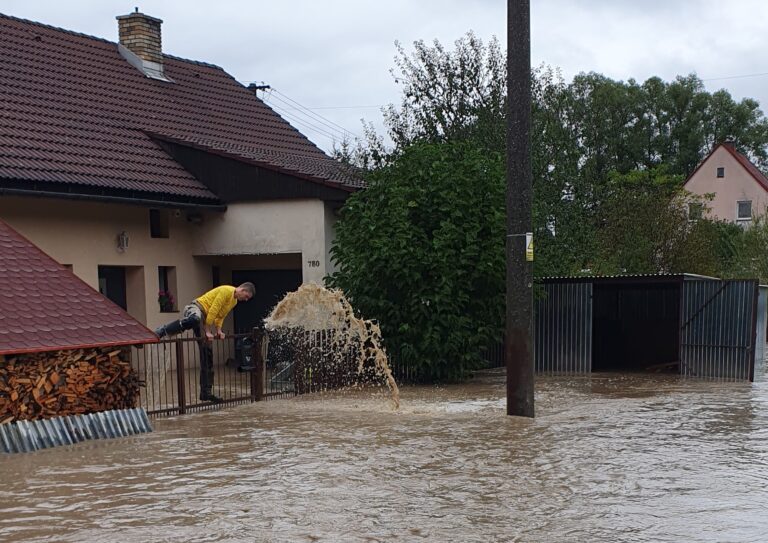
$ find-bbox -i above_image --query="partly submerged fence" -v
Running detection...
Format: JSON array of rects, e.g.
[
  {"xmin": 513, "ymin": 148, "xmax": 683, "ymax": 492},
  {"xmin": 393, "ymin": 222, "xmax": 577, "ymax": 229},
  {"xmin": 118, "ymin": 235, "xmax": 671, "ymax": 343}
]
[
  {"xmin": 131, "ymin": 328, "xmax": 376, "ymax": 416},
  {"xmin": 130, "ymin": 329, "xmax": 281, "ymax": 416},
  {"xmin": 131, "ymin": 328, "xmax": 506, "ymax": 417}
]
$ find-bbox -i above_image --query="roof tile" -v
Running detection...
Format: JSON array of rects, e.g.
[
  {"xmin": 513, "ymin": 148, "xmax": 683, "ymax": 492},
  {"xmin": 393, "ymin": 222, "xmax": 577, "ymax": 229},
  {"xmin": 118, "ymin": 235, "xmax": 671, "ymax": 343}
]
[
  {"xmin": 0, "ymin": 219, "xmax": 158, "ymax": 355},
  {"xmin": 0, "ymin": 13, "xmax": 360, "ymax": 200}
]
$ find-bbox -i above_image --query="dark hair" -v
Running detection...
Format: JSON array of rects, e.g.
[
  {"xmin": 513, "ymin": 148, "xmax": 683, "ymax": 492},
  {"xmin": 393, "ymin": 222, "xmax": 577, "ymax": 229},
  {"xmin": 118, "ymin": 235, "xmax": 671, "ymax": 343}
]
[{"xmin": 238, "ymin": 282, "xmax": 255, "ymax": 296}]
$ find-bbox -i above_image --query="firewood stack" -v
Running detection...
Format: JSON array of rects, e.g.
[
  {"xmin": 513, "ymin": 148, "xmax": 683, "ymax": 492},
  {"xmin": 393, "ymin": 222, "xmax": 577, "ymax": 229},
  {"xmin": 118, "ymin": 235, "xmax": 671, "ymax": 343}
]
[{"xmin": 0, "ymin": 346, "xmax": 139, "ymax": 423}]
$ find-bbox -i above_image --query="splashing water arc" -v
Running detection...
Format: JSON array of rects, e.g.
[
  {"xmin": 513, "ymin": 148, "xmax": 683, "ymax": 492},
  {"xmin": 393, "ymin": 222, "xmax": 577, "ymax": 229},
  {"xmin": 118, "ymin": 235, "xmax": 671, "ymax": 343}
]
[{"xmin": 264, "ymin": 283, "xmax": 400, "ymax": 409}]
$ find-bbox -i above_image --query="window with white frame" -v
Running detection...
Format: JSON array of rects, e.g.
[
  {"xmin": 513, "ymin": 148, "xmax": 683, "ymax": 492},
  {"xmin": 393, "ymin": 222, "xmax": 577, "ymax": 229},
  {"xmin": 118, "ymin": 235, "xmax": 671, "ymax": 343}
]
[{"xmin": 737, "ymin": 200, "xmax": 752, "ymax": 221}]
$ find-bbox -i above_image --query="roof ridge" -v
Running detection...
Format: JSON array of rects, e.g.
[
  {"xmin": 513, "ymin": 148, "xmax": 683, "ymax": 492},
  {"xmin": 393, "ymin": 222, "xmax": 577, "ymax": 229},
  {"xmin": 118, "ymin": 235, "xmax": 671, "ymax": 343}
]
[{"xmin": 0, "ymin": 12, "xmax": 223, "ymax": 70}]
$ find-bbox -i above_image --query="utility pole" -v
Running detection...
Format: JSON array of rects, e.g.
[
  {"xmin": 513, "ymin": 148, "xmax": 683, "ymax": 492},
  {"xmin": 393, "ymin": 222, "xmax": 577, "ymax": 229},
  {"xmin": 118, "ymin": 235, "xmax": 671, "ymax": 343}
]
[{"xmin": 506, "ymin": 0, "xmax": 534, "ymax": 417}]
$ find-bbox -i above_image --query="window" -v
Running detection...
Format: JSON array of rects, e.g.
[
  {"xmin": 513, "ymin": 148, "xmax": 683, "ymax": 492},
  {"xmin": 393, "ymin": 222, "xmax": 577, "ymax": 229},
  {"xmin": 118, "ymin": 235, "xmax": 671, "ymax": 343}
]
[
  {"xmin": 737, "ymin": 200, "xmax": 752, "ymax": 221},
  {"xmin": 158, "ymin": 266, "xmax": 178, "ymax": 312},
  {"xmin": 149, "ymin": 209, "xmax": 169, "ymax": 238},
  {"xmin": 716, "ymin": 167, "xmax": 725, "ymax": 178},
  {"xmin": 688, "ymin": 203, "xmax": 703, "ymax": 221}
]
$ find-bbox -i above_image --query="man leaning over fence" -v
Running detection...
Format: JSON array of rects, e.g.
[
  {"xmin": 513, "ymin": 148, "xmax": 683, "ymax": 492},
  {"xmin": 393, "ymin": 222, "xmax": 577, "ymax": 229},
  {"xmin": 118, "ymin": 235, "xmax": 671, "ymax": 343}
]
[{"xmin": 155, "ymin": 283, "xmax": 255, "ymax": 403}]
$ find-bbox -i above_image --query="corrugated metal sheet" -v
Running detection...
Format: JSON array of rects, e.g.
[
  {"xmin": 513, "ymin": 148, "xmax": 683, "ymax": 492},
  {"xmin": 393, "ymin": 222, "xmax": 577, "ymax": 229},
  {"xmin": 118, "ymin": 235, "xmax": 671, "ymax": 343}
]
[
  {"xmin": 756, "ymin": 286, "xmax": 767, "ymax": 380},
  {"xmin": 680, "ymin": 280, "xmax": 759, "ymax": 381},
  {"xmin": 0, "ymin": 408, "xmax": 152, "ymax": 454},
  {"xmin": 535, "ymin": 282, "xmax": 592, "ymax": 374}
]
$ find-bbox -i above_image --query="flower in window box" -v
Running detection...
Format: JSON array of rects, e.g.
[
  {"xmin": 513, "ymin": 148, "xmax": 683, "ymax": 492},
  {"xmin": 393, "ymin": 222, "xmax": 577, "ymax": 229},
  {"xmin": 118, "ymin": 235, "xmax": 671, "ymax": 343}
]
[{"xmin": 158, "ymin": 290, "xmax": 175, "ymax": 312}]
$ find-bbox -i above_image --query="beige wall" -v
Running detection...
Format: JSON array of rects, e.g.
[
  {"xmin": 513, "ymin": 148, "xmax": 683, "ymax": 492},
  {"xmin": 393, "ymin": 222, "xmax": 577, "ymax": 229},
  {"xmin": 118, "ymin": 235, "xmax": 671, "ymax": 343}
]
[
  {"xmin": 196, "ymin": 200, "xmax": 336, "ymax": 283},
  {"xmin": 0, "ymin": 195, "xmax": 337, "ymax": 329},
  {"xmin": 685, "ymin": 146, "xmax": 768, "ymax": 223},
  {"xmin": 0, "ymin": 196, "xmax": 209, "ymax": 329}
]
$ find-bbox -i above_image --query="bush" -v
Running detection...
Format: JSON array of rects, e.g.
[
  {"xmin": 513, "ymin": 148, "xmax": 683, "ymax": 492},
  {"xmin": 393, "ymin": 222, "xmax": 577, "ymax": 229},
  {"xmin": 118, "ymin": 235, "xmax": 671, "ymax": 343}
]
[{"xmin": 328, "ymin": 142, "xmax": 505, "ymax": 382}]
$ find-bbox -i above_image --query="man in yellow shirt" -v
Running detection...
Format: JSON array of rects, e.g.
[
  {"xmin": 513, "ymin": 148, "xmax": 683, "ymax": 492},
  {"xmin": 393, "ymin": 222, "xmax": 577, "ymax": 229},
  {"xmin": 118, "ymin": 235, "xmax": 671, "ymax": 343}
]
[{"xmin": 155, "ymin": 283, "xmax": 255, "ymax": 402}]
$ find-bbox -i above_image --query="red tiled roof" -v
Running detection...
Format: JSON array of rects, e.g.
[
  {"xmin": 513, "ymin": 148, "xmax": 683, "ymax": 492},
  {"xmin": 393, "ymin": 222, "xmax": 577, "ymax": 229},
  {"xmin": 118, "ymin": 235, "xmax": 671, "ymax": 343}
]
[
  {"xmin": 684, "ymin": 142, "xmax": 768, "ymax": 193},
  {"xmin": 0, "ymin": 13, "xmax": 360, "ymax": 202},
  {"xmin": 0, "ymin": 219, "xmax": 158, "ymax": 355}
]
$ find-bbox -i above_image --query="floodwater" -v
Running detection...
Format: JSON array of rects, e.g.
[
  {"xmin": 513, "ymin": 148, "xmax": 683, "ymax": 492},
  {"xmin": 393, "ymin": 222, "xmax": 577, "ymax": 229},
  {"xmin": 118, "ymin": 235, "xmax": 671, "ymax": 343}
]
[{"xmin": 1, "ymin": 371, "xmax": 768, "ymax": 543}]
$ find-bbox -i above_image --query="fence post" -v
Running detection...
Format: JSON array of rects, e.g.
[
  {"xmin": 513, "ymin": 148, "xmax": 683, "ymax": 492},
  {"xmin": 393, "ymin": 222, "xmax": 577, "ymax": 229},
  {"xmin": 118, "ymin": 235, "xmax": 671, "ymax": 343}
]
[
  {"xmin": 175, "ymin": 340, "xmax": 186, "ymax": 415},
  {"xmin": 251, "ymin": 327, "xmax": 265, "ymax": 402}
]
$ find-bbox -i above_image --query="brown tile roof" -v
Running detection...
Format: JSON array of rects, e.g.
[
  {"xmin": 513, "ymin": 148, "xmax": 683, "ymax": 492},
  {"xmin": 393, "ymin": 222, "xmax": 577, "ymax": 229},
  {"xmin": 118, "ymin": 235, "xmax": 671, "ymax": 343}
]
[
  {"xmin": 0, "ymin": 219, "xmax": 158, "ymax": 355},
  {"xmin": 0, "ymin": 13, "xmax": 360, "ymax": 203}
]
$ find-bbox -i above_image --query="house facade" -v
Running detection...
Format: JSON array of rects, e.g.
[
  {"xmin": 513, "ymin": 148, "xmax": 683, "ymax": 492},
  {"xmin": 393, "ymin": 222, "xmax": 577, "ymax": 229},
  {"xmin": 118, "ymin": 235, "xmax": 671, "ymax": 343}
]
[
  {"xmin": 0, "ymin": 11, "xmax": 359, "ymax": 333},
  {"xmin": 683, "ymin": 142, "xmax": 768, "ymax": 225}
]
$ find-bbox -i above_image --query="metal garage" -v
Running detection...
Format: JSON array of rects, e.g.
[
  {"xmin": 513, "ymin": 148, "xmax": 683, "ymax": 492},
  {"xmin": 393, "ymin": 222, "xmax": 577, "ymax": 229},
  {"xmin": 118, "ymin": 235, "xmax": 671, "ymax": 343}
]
[{"xmin": 535, "ymin": 275, "xmax": 768, "ymax": 381}]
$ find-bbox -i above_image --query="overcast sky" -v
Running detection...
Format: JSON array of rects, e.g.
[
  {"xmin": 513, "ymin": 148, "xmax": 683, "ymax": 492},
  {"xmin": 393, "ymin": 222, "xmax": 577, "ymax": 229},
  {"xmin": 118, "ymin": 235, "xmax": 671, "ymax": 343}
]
[{"xmin": 4, "ymin": 1, "xmax": 768, "ymax": 152}]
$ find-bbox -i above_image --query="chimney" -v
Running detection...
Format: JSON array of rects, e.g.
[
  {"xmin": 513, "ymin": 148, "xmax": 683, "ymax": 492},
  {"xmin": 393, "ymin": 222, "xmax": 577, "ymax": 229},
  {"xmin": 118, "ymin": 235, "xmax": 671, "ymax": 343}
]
[{"xmin": 117, "ymin": 8, "xmax": 163, "ymax": 66}]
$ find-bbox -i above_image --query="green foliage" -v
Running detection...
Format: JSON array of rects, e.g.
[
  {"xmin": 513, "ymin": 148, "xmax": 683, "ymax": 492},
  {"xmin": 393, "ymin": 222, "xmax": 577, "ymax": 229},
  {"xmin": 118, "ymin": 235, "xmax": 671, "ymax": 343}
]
[
  {"xmin": 329, "ymin": 33, "xmax": 768, "ymax": 382},
  {"xmin": 712, "ymin": 215, "xmax": 768, "ymax": 283},
  {"xmin": 328, "ymin": 142, "xmax": 505, "ymax": 382}
]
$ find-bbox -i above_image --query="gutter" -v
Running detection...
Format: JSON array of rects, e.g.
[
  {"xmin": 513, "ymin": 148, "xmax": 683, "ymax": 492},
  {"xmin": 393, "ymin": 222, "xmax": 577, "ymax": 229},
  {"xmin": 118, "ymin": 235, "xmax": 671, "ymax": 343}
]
[{"xmin": 0, "ymin": 187, "xmax": 227, "ymax": 212}]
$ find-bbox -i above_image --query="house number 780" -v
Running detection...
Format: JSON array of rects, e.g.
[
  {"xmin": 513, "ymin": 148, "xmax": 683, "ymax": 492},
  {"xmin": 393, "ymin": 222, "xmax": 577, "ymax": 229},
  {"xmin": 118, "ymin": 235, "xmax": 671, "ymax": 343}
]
[{"xmin": 307, "ymin": 260, "xmax": 320, "ymax": 267}]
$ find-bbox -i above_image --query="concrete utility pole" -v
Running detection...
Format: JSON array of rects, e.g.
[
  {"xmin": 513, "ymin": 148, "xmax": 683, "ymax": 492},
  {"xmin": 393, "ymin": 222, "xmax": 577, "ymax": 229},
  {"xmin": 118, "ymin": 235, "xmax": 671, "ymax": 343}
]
[{"xmin": 506, "ymin": 0, "xmax": 534, "ymax": 417}]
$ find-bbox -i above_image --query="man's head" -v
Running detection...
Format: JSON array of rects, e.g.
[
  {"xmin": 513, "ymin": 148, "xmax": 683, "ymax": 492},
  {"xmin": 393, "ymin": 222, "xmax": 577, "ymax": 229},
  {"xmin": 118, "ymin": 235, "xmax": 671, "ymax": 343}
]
[{"xmin": 235, "ymin": 282, "xmax": 255, "ymax": 302}]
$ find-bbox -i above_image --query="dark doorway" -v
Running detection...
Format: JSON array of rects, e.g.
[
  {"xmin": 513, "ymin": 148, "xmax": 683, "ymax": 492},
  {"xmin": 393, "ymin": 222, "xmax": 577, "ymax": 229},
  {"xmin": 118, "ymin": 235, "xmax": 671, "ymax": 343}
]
[
  {"xmin": 232, "ymin": 269, "xmax": 302, "ymax": 332},
  {"xmin": 98, "ymin": 266, "xmax": 127, "ymax": 310},
  {"xmin": 592, "ymin": 281, "xmax": 681, "ymax": 372}
]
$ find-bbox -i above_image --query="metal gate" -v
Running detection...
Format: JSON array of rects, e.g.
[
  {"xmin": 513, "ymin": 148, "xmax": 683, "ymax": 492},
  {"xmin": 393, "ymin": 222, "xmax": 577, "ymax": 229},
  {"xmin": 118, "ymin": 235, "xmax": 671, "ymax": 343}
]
[
  {"xmin": 680, "ymin": 279, "xmax": 759, "ymax": 381},
  {"xmin": 535, "ymin": 281, "xmax": 592, "ymax": 374}
]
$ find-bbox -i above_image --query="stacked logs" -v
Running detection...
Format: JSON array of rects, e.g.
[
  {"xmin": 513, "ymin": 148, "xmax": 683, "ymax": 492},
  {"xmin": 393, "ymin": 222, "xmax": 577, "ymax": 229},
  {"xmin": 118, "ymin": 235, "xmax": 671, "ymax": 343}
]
[{"xmin": 0, "ymin": 346, "xmax": 140, "ymax": 423}]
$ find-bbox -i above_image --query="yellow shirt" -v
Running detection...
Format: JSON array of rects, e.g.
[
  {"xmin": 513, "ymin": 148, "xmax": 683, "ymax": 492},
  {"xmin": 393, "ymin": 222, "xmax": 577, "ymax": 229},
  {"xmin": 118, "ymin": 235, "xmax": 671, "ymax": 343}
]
[{"xmin": 196, "ymin": 285, "xmax": 237, "ymax": 329}]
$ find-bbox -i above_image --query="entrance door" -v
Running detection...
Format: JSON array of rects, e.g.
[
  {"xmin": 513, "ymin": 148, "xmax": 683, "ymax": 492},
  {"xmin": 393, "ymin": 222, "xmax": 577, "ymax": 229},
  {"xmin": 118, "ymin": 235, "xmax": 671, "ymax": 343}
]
[
  {"xmin": 98, "ymin": 266, "xmax": 127, "ymax": 310},
  {"xmin": 232, "ymin": 270, "xmax": 303, "ymax": 333},
  {"xmin": 681, "ymin": 279, "xmax": 759, "ymax": 381}
]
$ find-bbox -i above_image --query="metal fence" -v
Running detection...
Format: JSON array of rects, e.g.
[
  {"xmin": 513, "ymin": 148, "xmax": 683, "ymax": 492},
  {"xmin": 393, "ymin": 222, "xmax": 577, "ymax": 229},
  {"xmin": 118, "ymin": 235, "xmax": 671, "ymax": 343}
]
[
  {"xmin": 131, "ymin": 328, "xmax": 392, "ymax": 416},
  {"xmin": 131, "ymin": 329, "xmax": 292, "ymax": 417}
]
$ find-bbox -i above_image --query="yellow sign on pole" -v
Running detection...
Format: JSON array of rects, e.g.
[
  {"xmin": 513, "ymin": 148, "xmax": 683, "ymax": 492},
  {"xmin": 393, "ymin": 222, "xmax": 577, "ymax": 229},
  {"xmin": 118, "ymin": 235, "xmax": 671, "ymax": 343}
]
[{"xmin": 525, "ymin": 232, "xmax": 534, "ymax": 262}]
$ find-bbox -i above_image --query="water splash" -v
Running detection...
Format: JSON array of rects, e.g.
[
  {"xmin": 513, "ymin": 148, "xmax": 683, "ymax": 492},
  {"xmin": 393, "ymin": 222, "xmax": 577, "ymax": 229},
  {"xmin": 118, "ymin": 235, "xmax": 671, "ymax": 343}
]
[{"xmin": 264, "ymin": 283, "xmax": 400, "ymax": 409}]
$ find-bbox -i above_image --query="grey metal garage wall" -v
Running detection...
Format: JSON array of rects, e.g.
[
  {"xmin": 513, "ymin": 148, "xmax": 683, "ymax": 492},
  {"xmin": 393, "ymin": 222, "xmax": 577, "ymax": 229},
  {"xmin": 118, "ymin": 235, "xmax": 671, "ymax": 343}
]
[
  {"xmin": 756, "ymin": 285, "xmax": 767, "ymax": 379},
  {"xmin": 680, "ymin": 279, "xmax": 759, "ymax": 381},
  {"xmin": 535, "ymin": 281, "xmax": 592, "ymax": 374}
]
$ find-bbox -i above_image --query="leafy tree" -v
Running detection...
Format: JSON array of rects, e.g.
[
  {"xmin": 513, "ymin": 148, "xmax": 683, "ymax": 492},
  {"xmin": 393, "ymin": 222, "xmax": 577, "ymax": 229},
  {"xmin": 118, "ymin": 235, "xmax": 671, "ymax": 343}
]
[
  {"xmin": 713, "ymin": 215, "xmax": 768, "ymax": 283},
  {"xmin": 384, "ymin": 32, "xmax": 506, "ymax": 152},
  {"xmin": 591, "ymin": 168, "xmax": 720, "ymax": 275},
  {"xmin": 328, "ymin": 142, "xmax": 505, "ymax": 382},
  {"xmin": 329, "ymin": 34, "xmax": 768, "ymax": 382}
]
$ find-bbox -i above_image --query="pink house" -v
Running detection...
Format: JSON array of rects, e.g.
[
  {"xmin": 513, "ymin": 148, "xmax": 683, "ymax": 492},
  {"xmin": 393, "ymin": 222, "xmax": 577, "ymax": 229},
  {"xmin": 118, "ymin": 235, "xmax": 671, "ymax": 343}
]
[{"xmin": 683, "ymin": 142, "xmax": 768, "ymax": 225}]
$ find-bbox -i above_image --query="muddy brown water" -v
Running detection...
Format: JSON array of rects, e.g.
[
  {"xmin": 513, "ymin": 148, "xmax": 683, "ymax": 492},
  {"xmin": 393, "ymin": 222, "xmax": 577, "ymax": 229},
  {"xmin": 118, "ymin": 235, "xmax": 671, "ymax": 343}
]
[{"xmin": 1, "ymin": 371, "xmax": 768, "ymax": 542}]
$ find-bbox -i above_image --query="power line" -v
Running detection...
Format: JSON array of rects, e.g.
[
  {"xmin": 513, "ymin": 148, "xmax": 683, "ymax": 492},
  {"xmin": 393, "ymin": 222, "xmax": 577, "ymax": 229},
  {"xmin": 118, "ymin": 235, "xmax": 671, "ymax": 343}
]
[
  {"xmin": 244, "ymin": 81, "xmax": 361, "ymax": 140},
  {"xmin": 702, "ymin": 71, "xmax": 768, "ymax": 82},
  {"xmin": 266, "ymin": 91, "xmax": 357, "ymax": 140},
  {"xmin": 271, "ymin": 88, "xmax": 361, "ymax": 139},
  {"xmin": 266, "ymin": 101, "xmax": 343, "ymax": 143}
]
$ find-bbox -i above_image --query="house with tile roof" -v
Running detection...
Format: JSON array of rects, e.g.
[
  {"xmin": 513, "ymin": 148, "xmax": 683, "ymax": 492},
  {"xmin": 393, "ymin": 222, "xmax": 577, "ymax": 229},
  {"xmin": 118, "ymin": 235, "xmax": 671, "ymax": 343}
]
[
  {"xmin": 0, "ymin": 10, "xmax": 360, "ymax": 333},
  {"xmin": 683, "ymin": 142, "xmax": 768, "ymax": 225}
]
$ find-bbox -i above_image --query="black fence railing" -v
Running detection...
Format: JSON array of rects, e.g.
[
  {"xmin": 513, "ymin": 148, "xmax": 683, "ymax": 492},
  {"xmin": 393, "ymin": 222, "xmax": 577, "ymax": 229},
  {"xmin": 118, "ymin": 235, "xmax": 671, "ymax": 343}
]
[
  {"xmin": 130, "ymin": 328, "xmax": 292, "ymax": 417},
  {"xmin": 130, "ymin": 329, "xmax": 506, "ymax": 417}
]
